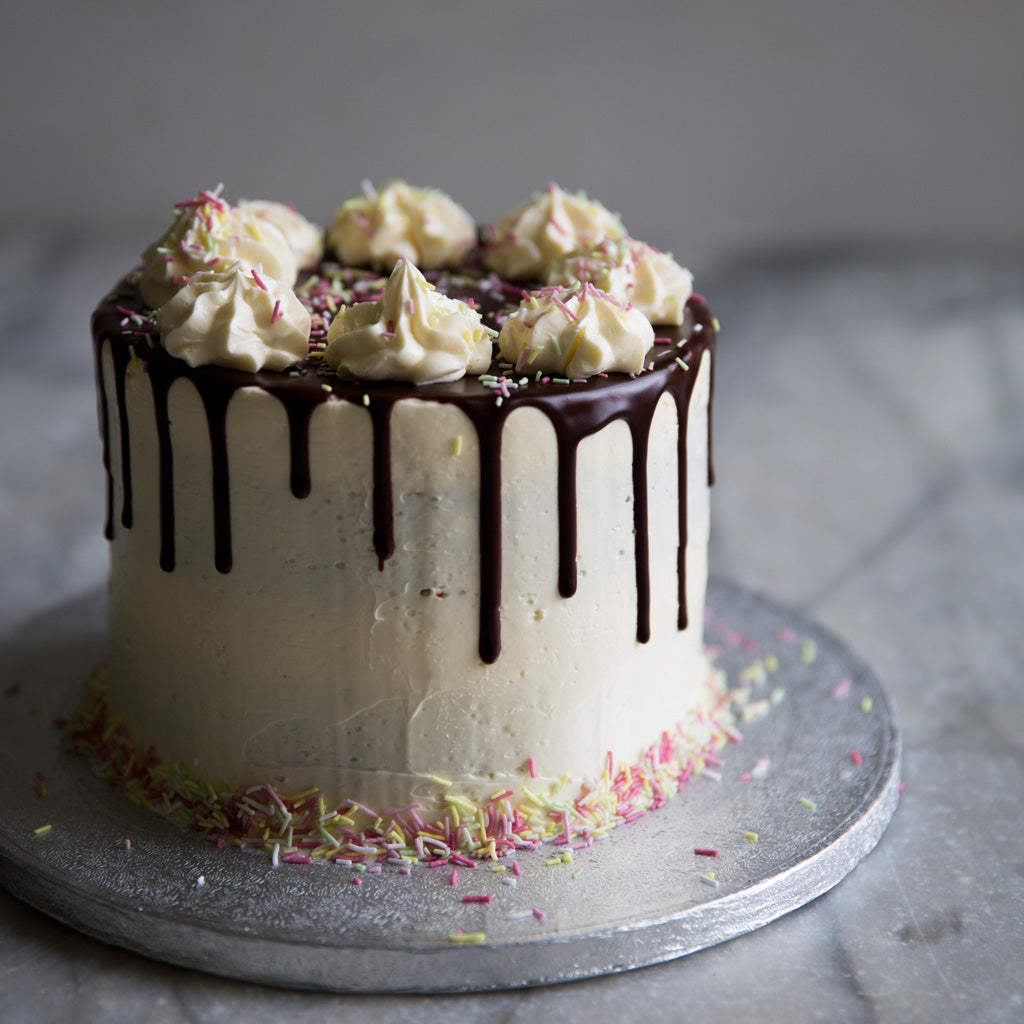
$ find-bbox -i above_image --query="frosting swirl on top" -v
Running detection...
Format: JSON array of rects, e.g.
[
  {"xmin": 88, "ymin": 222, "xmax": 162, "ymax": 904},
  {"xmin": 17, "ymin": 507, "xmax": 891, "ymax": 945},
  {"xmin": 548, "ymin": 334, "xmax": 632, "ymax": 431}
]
[
  {"xmin": 484, "ymin": 183, "xmax": 626, "ymax": 281},
  {"xmin": 140, "ymin": 188, "xmax": 298, "ymax": 309},
  {"xmin": 325, "ymin": 259, "xmax": 495, "ymax": 385},
  {"xmin": 497, "ymin": 282, "xmax": 654, "ymax": 379},
  {"xmin": 327, "ymin": 181, "xmax": 476, "ymax": 271},
  {"xmin": 545, "ymin": 237, "xmax": 693, "ymax": 326},
  {"xmin": 157, "ymin": 263, "xmax": 311, "ymax": 372},
  {"xmin": 238, "ymin": 199, "xmax": 324, "ymax": 269}
]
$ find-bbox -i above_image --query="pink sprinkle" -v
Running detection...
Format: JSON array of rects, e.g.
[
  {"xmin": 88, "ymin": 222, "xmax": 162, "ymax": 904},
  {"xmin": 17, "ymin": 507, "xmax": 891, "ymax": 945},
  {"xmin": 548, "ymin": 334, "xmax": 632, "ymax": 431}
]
[
  {"xmin": 532, "ymin": 907, "xmax": 546, "ymax": 922},
  {"xmin": 832, "ymin": 677, "xmax": 852, "ymax": 699},
  {"xmin": 694, "ymin": 848, "xmax": 718, "ymax": 858},
  {"xmin": 450, "ymin": 853, "xmax": 478, "ymax": 868},
  {"xmin": 691, "ymin": 291, "xmax": 707, "ymax": 304},
  {"xmin": 405, "ymin": 298, "xmax": 414, "ymax": 316},
  {"xmin": 450, "ymin": 869, "xmax": 459, "ymax": 887},
  {"xmin": 551, "ymin": 293, "xmax": 577, "ymax": 321},
  {"xmin": 739, "ymin": 772, "xmax": 751, "ymax": 783},
  {"xmin": 512, "ymin": 861, "xmax": 522, "ymax": 877},
  {"xmin": 653, "ymin": 337, "xmax": 672, "ymax": 345},
  {"xmin": 250, "ymin": 268, "xmax": 268, "ymax": 291},
  {"xmin": 527, "ymin": 757, "xmax": 536, "ymax": 779},
  {"xmin": 351, "ymin": 876, "xmax": 362, "ymax": 887},
  {"xmin": 462, "ymin": 895, "xmax": 491, "ymax": 904},
  {"xmin": 427, "ymin": 858, "xmax": 449, "ymax": 868},
  {"xmin": 399, "ymin": 866, "xmax": 411, "ymax": 875},
  {"xmin": 124, "ymin": 838, "xmax": 131, "ymax": 852},
  {"xmin": 850, "ymin": 748, "xmax": 863, "ymax": 767},
  {"xmin": 776, "ymin": 627, "xmax": 797, "ymax": 644},
  {"xmin": 271, "ymin": 299, "xmax": 281, "ymax": 324}
]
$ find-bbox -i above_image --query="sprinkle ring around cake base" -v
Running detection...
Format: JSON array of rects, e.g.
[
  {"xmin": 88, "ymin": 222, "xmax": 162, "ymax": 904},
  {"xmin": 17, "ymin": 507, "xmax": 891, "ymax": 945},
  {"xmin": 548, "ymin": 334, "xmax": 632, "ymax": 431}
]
[{"xmin": 0, "ymin": 578, "xmax": 901, "ymax": 993}]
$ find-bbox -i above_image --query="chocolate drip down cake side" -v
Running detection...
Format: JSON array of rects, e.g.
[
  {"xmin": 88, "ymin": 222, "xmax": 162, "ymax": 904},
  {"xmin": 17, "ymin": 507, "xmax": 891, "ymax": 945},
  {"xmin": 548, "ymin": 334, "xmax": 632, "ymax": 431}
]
[{"xmin": 76, "ymin": 181, "xmax": 731, "ymax": 862}]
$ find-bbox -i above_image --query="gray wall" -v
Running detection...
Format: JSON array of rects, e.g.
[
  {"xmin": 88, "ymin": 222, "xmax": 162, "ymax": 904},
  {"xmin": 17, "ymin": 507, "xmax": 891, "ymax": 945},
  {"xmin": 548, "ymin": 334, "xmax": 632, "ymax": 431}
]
[{"xmin": 3, "ymin": 0, "xmax": 1022, "ymax": 265}]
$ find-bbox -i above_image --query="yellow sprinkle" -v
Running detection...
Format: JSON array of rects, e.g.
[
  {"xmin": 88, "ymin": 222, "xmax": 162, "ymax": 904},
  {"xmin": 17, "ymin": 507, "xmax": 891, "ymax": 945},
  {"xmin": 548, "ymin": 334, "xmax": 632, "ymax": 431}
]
[
  {"xmin": 34, "ymin": 824, "xmax": 52, "ymax": 836},
  {"xmin": 561, "ymin": 850, "xmax": 573, "ymax": 863},
  {"xmin": 744, "ymin": 831, "xmax": 759, "ymax": 843},
  {"xmin": 860, "ymin": 697, "xmax": 874, "ymax": 713},
  {"xmin": 453, "ymin": 434, "xmax": 463, "ymax": 456},
  {"xmin": 431, "ymin": 774, "xmax": 454, "ymax": 788},
  {"xmin": 321, "ymin": 383, "xmax": 332, "ymax": 393},
  {"xmin": 293, "ymin": 786, "xmax": 321, "ymax": 800},
  {"xmin": 764, "ymin": 654, "xmax": 779, "ymax": 672},
  {"xmin": 362, "ymin": 394, "xmax": 370, "ymax": 406},
  {"xmin": 712, "ymin": 317, "xmax": 721, "ymax": 332},
  {"xmin": 800, "ymin": 639, "xmax": 818, "ymax": 663},
  {"xmin": 544, "ymin": 856, "xmax": 563, "ymax": 867},
  {"xmin": 448, "ymin": 932, "xmax": 486, "ymax": 945},
  {"xmin": 490, "ymin": 864, "xmax": 507, "ymax": 873}
]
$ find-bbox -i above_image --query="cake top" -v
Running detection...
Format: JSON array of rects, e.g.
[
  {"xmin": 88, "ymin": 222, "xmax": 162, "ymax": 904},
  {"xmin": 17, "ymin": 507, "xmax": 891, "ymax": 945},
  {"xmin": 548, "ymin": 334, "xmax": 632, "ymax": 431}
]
[{"xmin": 127, "ymin": 181, "xmax": 696, "ymax": 389}]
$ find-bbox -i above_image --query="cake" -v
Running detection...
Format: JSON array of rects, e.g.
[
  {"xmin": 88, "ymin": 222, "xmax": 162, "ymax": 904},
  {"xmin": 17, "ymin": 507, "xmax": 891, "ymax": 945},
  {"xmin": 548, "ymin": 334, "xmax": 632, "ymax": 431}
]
[{"xmin": 78, "ymin": 181, "xmax": 726, "ymax": 862}]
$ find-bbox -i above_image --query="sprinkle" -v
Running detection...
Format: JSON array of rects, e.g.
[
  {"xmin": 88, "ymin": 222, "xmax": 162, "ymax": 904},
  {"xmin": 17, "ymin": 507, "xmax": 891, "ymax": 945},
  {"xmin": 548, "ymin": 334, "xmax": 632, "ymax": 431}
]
[
  {"xmin": 527, "ymin": 757, "xmax": 537, "ymax": 779},
  {"xmin": 321, "ymin": 384, "xmax": 332, "ymax": 393},
  {"xmin": 694, "ymin": 847, "xmax": 718, "ymax": 858},
  {"xmin": 448, "ymin": 932, "xmax": 486, "ymax": 945},
  {"xmin": 800, "ymin": 639, "xmax": 818, "ymax": 663},
  {"xmin": 675, "ymin": 357, "xmax": 689, "ymax": 371},
  {"xmin": 512, "ymin": 861, "xmax": 522, "ymax": 877},
  {"xmin": 430, "ymin": 774, "xmax": 454, "ymax": 788},
  {"xmin": 532, "ymin": 907, "xmax": 547, "ymax": 922},
  {"xmin": 461, "ymin": 894, "xmax": 491, "ymax": 904},
  {"xmin": 351, "ymin": 876, "xmax": 362, "ymax": 887},
  {"xmin": 699, "ymin": 873, "xmax": 719, "ymax": 888},
  {"xmin": 832, "ymin": 677, "xmax": 852, "ymax": 699},
  {"xmin": 197, "ymin": 875, "xmax": 206, "ymax": 887},
  {"xmin": 124, "ymin": 838, "xmax": 132, "ymax": 852},
  {"xmin": 271, "ymin": 299, "xmax": 281, "ymax": 324},
  {"xmin": 744, "ymin": 832, "xmax": 759, "ymax": 843},
  {"xmin": 850, "ymin": 748, "xmax": 863, "ymax": 767},
  {"xmin": 33, "ymin": 825, "xmax": 52, "ymax": 836},
  {"xmin": 450, "ymin": 869, "xmax": 459, "ymax": 887},
  {"xmin": 453, "ymin": 434, "xmax": 463, "ymax": 456},
  {"xmin": 860, "ymin": 697, "xmax": 874, "ymax": 713},
  {"xmin": 712, "ymin": 317, "xmax": 721, "ymax": 332},
  {"xmin": 250, "ymin": 268, "xmax": 268, "ymax": 291},
  {"xmin": 799, "ymin": 797, "xmax": 817, "ymax": 812},
  {"xmin": 362, "ymin": 394, "xmax": 370, "ymax": 406}
]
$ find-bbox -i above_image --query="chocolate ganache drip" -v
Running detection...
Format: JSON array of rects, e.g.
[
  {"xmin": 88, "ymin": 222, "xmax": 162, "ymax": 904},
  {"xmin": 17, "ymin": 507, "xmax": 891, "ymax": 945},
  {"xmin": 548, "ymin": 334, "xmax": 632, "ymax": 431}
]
[{"xmin": 92, "ymin": 266, "xmax": 715, "ymax": 664}]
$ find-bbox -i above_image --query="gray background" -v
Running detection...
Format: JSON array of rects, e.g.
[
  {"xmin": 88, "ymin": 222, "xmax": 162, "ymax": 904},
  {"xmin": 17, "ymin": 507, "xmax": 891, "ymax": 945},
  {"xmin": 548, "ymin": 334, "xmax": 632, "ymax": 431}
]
[
  {"xmin": 3, "ymin": 0, "xmax": 1022, "ymax": 265},
  {"xmin": 3, "ymin": 2, "xmax": 1024, "ymax": 1021}
]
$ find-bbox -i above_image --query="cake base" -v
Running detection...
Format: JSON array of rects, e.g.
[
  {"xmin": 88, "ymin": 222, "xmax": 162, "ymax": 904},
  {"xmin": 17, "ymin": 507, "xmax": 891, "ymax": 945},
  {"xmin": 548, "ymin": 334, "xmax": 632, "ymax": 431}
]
[{"xmin": 0, "ymin": 578, "xmax": 901, "ymax": 993}]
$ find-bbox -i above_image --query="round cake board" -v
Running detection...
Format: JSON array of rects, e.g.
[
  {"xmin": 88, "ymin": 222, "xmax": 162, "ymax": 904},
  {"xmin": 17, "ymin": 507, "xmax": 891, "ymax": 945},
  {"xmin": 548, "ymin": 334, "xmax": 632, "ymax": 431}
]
[{"xmin": 0, "ymin": 578, "xmax": 901, "ymax": 993}]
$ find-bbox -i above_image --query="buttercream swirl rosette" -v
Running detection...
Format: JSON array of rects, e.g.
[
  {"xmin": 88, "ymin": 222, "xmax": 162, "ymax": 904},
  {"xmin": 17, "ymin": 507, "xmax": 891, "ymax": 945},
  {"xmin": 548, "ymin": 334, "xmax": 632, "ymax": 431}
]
[
  {"xmin": 497, "ymin": 282, "xmax": 654, "ymax": 379},
  {"xmin": 327, "ymin": 180, "xmax": 477, "ymax": 271},
  {"xmin": 545, "ymin": 237, "xmax": 693, "ymax": 326},
  {"xmin": 484, "ymin": 183, "xmax": 626, "ymax": 281},
  {"xmin": 325, "ymin": 259, "xmax": 495, "ymax": 385},
  {"xmin": 157, "ymin": 263, "xmax": 311, "ymax": 372},
  {"xmin": 237, "ymin": 198, "xmax": 324, "ymax": 269},
  {"xmin": 140, "ymin": 188, "xmax": 298, "ymax": 309}
]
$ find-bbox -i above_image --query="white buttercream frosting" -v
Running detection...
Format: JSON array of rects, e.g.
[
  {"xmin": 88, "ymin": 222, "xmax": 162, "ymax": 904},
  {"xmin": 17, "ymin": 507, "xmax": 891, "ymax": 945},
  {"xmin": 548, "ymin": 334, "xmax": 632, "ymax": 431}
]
[
  {"xmin": 484, "ymin": 183, "xmax": 626, "ymax": 280},
  {"xmin": 497, "ymin": 282, "xmax": 654, "ymax": 378},
  {"xmin": 327, "ymin": 181, "xmax": 476, "ymax": 271},
  {"xmin": 325, "ymin": 259, "xmax": 495, "ymax": 384},
  {"xmin": 139, "ymin": 189, "xmax": 298, "ymax": 309},
  {"xmin": 545, "ymin": 237, "xmax": 693, "ymax": 325},
  {"xmin": 238, "ymin": 199, "xmax": 324, "ymax": 269},
  {"xmin": 157, "ymin": 264, "xmax": 311, "ymax": 372}
]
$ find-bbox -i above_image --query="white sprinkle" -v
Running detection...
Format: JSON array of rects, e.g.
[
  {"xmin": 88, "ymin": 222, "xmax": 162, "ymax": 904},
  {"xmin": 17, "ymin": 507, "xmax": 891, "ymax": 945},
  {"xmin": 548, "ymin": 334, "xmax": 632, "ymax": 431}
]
[
  {"xmin": 197, "ymin": 875, "xmax": 206, "ymax": 887},
  {"xmin": 272, "ymin": 843, "xmax": 281, "ymax": 868}
]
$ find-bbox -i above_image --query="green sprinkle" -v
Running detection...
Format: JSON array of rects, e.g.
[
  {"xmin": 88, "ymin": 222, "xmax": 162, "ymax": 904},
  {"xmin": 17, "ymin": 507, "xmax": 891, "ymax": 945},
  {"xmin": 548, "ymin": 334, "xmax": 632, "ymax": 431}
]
[
  {"xmin": 744, "ymin": 831, "xmax": 759, "ymax": 843},
  {"xmin": 572, "ymin": 867, "xmax": 584, "ymax": 880},
  {"xmin": 33, "ymin": 824, "xmax": 52, "ymax": 836},
  {"xmin": 674, "ymin": 357, "xmax": 689, "ymax": 371},
  {"xmin": 544, "ymin": 856, "xmax": 563, "ymax": 867},
  {"xmin": 799, "ymin": 797, "xmax": 817, "ymax": 812},
  {"xmin": 800, "ymin": 639, "xmax": 818, "ymax": 663},
  {"xmin": 448, "ymin": 932, "xmax": 486, "ymax": 945}
]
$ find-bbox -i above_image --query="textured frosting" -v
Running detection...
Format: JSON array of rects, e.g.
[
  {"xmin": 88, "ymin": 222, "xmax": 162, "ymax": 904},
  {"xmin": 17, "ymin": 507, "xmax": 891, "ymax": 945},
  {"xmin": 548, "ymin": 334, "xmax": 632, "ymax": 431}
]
[
  {"xmin": 139, "ymin": 189, "xmax": 298, "ymax": 309},
  {"xmin": 545, "ymin": 237, "xmax": 694, "ymax": 325},
  {"xmin": 238, "ymin": 199, "xmax": 324, "ymax": 269},
  {"xmin": 497, "ymin": 282, "xmax": 654, "ymax": 378},
  {"xmin": 158, "ymin": 264, "xmax": 311, "ymax": 372},
  {"xmin": 484, "ymin": 183, "xmax": 626, "ymax": 280},
  {"xmin": 325, "ymin": 259, "xmax": 494, "ymax": 384},
  {"xmin": 327, "ymin": 181, "xmax": 476, "ymax": 271}
]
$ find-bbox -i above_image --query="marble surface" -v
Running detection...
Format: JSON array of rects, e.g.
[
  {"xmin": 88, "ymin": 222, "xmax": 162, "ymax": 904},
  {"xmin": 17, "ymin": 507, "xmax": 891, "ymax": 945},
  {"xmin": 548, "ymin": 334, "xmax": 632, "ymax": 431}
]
[{"xmin": 2, "ymin": 233, "xmax": 1023, "ymax": 1021}]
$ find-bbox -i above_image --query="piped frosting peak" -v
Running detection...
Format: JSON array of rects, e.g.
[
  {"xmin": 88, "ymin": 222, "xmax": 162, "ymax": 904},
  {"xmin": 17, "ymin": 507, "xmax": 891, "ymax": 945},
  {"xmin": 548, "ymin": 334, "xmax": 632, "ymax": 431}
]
[
  {"xmin": 545, "ymin": 237, "xmax": 693, "ymax": 326},
  {"xmin": 328, "ymin": 180, "xmax": 477, "ymax": 271},
  {"xmin": 157, "ymin": 263, "xmax": 311, "ymax": 372},
  {"xmin": 484, "ymin": 183, "xmax": 626, "ymax": 281},
  {"xmin": 140, "ymin": 187, "xmax": 298, "ymax": 309},
  {"xmin": 497, "ymin": 282, "xmax": 654, "ymax": 379},
  {"xmin": 325, "ymin": 259, "xmax": 495, "ymax": 385}
]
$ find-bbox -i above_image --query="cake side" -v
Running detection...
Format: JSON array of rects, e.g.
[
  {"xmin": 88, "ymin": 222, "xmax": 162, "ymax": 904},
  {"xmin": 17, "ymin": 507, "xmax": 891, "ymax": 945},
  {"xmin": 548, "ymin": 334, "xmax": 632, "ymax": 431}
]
[{"xmin": 92, "ymin": 270, "xmax": 715, "ymax": 814}]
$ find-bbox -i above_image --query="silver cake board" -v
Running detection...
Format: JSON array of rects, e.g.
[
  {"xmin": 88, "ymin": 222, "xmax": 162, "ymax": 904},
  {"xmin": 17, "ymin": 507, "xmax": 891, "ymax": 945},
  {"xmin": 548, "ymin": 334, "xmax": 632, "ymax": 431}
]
[{"xmin": 0, "ymin": 578, "xmax": 901, "ymax": 993}]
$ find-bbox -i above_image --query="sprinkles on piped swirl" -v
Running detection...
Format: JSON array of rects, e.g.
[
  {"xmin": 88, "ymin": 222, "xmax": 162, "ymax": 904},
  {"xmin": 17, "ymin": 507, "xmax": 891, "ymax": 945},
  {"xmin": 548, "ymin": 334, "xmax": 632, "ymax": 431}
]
[{"xmin": 63, "ymin": 660, "xmax": 757, "ymax": 868}]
